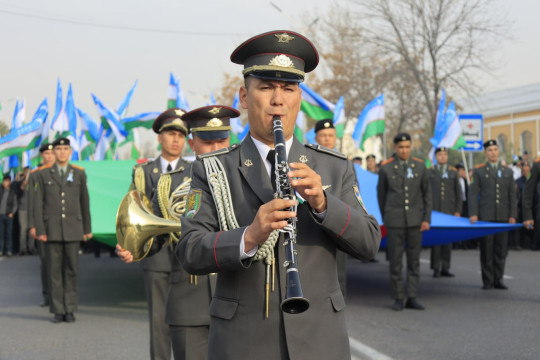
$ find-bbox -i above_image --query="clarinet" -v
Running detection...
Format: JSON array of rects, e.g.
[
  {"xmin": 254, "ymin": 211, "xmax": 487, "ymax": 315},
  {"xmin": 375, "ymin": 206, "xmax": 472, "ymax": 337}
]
[{"xmin": 272, "ymin": 115, "xmax": 310, "ymax": 314}]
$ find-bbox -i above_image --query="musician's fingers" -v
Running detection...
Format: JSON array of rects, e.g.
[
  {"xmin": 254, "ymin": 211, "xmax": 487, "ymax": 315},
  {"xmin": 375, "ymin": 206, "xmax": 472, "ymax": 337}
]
[{"xmin": 265, "ymin": 198, "xmax": 296, "ymax": 212}]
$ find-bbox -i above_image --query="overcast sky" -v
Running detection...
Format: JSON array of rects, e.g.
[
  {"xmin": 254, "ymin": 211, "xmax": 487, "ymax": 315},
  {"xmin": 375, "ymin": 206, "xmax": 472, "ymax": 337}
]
[{"xmin": 1, "ymin": 0, "xmax": 539, "ymax": 127}]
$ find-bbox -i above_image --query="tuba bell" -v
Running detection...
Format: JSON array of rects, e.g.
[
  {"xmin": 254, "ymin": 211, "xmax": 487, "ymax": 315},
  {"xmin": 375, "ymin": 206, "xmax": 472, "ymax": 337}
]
[{"xmin": 116, "ymin": 190, "xmax": 182, "ymax": 262}]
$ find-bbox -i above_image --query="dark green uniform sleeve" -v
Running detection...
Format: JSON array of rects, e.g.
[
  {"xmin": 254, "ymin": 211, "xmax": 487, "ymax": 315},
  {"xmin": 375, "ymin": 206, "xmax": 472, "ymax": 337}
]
[{"xmin": 523, "ymin": 162, "xmax": 540, "ymax": 221}]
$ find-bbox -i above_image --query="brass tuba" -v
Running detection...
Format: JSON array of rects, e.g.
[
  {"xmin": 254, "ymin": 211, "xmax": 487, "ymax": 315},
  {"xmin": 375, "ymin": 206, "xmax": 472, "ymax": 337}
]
[{"xmin": 116, "ymin": 190, "xmax": 182, "ymax": 262}]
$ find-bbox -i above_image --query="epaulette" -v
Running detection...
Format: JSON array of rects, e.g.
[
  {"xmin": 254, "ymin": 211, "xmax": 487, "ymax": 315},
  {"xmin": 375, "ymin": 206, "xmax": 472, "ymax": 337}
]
[
  {"xmin": 133, "ymin": 160, "xmax": 149, "ymax": 170},
  {"xmin": 412, "ymin": 157, "xmax": 424, "ymax": 163},
  {"xmin": 449, "ymin": 166, "xmax": 457, "ymax": 171},
  {"xmin": 381, "ymin": 158, "xmax": 394, "ymax": 166},
  {"xmin": 475, "ymin": 163, "xmax": 486, "ymax": 169},
  {"xmin": 304, "ymin": 144, "xmax": 347, "ymax": 159},
  {"xmin": 39, "ymin": 164, "xmax": 54, "ymax": 170},
  {"xmin": 71, "ymin": 164, "xmax": 84, "ymax": 171},
  {"xmin": 535, "ymin": 158, "xmax": 540, "ymax": 163},
  {"xmin": 197, "ymin": 144, "xmax": 239, "ymax": 160}
]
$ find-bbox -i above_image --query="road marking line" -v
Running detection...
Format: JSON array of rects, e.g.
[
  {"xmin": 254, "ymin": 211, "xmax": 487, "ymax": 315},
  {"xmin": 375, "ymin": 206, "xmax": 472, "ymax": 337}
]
[{"xmin": 350, "ymin": 337, "xmax": 394, "ymax": 360}]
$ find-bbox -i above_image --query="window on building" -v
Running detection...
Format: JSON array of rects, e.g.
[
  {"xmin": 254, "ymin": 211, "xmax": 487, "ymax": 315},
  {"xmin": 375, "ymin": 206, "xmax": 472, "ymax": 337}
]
[
  {"xmin": 521, "ymin": 130, "xmax": 532, "ymax": 155},
  {"xmin": 497, "ymin": 134, "xmax": 508, "ymax": 154}
]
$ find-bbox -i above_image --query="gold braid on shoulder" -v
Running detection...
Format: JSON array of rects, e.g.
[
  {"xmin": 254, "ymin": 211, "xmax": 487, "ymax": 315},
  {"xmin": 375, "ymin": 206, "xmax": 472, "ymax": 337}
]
[
  {"xmin": 157, "ymin": 174, "xmax": 179, "ymax": 244},
  {"xmin": 133, "ymin": 166, "xmax": 146, "ymax": 194}
]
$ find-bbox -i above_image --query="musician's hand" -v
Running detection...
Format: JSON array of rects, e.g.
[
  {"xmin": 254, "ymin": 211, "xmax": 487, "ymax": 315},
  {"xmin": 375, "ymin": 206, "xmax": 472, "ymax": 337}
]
[
  {"xmin": 288, "ymin": 162, "xmax": 326, "ymax": 213},
  {"xmin": 523, "ymin": 220, "xmax": 534, "ymax": 229},
  {"xmin": 420, "ymin": 221, "xmax": 430, "ymax": 232},
  {"xmin": 508, "ymin": 217, "xmax": 516, "ymax": 224},
  {"xmin": 37, "ymin": 234, "xmax": 47, "ymax": 243},
  {"xmin": 244, "ymin": 199, "xmax": 296, "ymax": 252},
  {"xmin": 469, "ymin": 215, "xmax": 478, "ymax": 224},
  {"xmin": 83, "ymin": 233, "xmax": 93, "ymax": 242},
  {"xmin": 29, "ymin": 227, "xmax": 36, "ymax": 239},
  {"xmin": 116, "ymin": 244, "xmax": 134, "ymax": 263}
]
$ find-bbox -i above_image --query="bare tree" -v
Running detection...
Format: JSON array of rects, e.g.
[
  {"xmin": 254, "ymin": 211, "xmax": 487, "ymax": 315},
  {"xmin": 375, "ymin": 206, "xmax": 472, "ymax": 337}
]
[{"xmin": 352, "ymin": 0, "xmax": 508, "ymax": 130}]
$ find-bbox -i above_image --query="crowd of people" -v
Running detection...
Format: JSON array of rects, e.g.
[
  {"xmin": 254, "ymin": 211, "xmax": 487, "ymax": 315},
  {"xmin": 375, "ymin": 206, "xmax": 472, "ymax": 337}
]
[{"xmin": 3, "ymin": 29, "xmax": 540, "ymax": 360}]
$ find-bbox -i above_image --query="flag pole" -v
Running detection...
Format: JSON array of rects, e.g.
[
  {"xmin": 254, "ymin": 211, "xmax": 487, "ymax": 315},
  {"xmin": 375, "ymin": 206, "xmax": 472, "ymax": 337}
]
[{"xmin": 460, "ymin": 148, "xmax": 470, "ymax": 183}]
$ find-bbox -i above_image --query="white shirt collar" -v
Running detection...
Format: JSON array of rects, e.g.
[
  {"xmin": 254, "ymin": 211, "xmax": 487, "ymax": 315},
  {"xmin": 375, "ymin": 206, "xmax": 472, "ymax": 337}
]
[
  {"xmin": 160, "ymin": 156, "xmax": 180, "ymax": 173},
  {"xmin": 251, "ymin": 135, "xmax": 294, "ymax": 178}
]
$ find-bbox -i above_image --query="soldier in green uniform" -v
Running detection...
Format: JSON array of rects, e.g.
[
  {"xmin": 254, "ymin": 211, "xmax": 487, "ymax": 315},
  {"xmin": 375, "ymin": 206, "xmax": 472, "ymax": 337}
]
[
  {"xmin": 523, "ymin": 158, "xmax": 540, "ymax": 249},
  {"xmin": 377, "ymin": 133, "xmax": 431, "ymax": 311},
  {"xmin": 428, "ymin": 147, "xmax": 462, "ymax": 277},
  {"xmin": 34, "ymin": 138, "xmax": 92, "ymax": 323},
  {"xmin": 28, "ymin": 143, "xmax": 56, "ymax": 307},
  {"xmin": 469, "ymin": 139, "xmax": 517, "ymax": 290},
  {"xmin": 176, "ymin": 30, "xmax": 381, "ymax": 360},
  {"xmin": 117, "ymin": 108, "xmax": 190, "ymax": 360}
]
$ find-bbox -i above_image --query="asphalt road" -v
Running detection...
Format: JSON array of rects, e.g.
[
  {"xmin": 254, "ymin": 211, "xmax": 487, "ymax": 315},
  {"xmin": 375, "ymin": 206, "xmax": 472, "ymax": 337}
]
[{"xmin": 0, "ymin": 248, "xmax": 538, "ymax": 360}]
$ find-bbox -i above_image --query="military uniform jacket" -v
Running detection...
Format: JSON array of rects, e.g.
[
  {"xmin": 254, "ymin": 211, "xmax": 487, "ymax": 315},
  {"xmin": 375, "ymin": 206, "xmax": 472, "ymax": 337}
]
[
  {"xmin": 468, "ymin": 162, "xmax": 517, "ymax": 221},
  {"xmin": 132, "ymin": 156, "xmax": 191, "ymax": 272},
  {"xmin": 34, "ymin": 164, "xmax": 91, "ymax": 241},
  {"xmin": 377, "ymin": 156, "xmax": 432, "ymax": 228},
  {"xmin": 177, "ymin": 136, "xmax": 381, "ymax": 360},
  {"xmin": 428, "ymin": 166, "xmax": 463, "ymax": 215},
  {"xmin": 150, "ymin": 165, "xmax": 214, "ymax": 327},
  {"xmin": 522, "ymin": 159, "xmax": 540, "ymax": 221}
]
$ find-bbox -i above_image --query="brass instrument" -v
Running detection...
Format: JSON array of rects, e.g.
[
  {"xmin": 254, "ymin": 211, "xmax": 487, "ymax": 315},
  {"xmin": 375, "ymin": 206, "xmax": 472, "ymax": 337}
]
[
  {"xmin": 115, "ymin": 190, "xmax": 182, "ymax": 262},
  {"xmin": 168, "ymin": 178, "xmax": 192, "ymax": 221}
]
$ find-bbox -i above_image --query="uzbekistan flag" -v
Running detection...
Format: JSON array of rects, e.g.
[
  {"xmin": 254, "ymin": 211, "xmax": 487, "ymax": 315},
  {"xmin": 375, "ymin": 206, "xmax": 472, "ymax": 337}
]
[
  {"xmin": 299, "ymin": 83, "xmax": 334, "ymax": 120},
  {"xmin": 352, "ymin": 94, "xmax": 385, "ymax": 151},
  {"xmin": 122, "ymin": 112, "xmax": 160, "ymax": 131}
]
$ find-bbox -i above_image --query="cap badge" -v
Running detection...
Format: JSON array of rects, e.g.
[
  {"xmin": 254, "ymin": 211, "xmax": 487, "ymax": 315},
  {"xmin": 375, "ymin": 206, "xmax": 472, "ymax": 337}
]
[
  {"xmin": 275, "ymin": 33, "xmax": 295, "ymax": 44},
  {"xmin": 269, "ymin": 55, "xmax": 294, "ymax": 68},
  {"xmin": 401, "ymin": 136, "xmax": 407, "ymax": 141},
  {"xmin": 299, "ymin": 155, "xmax": 308, "ymax": 163},
  {"xmin": 324, "ymin": 122, "xmax": 330, "ymax": 128},
  {"xmin": 60, "ymin": 140, "xmax": 65, "ymax": 145},
  {"xmin": 244, "ymin": 159, "xmax": 253, "ymax": 167},
  {"xmin": 206, "ymin": 118, "xmax": 223, "ymax": 127},
  {"xmin": 174, "ymin": 109, "xmax": 185, "ymax": 117},
  {"xmin": 208, "ymin": 107, "xmax": 221, "ymax": 115}
]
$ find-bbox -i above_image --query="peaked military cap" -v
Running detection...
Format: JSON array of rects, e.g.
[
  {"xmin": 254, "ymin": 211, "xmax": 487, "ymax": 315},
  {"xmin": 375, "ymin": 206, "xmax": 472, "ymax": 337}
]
[
  {"xmin": 230, "ymin": 30, "xmax": 319, "ymax": 82},
  {"xmin": 52, "ymin": 137, "xmax": 70, "ymax": 147},
  {"xmin": 483, "ymin": 139, "xmax": 497, "ymax": 149},
  {"xmin": 152, "ymin": 108, "xmax": 189, "ymax": 135},
  {"xmin": 181, "ymin": 105, "xmax": 240, "ymax": 140},
  {"xmin": 314, "ymin": 119, "xmax": 334, "ymax": 133},
  {"xmin": 2, "ymin": 173, "xmax": 11, "ymax": 181},
  {"xmin": 393, "ymin": 132, "xmax": 411, "ymax": 144},
  {"xmin": 39, "ymin": 143, "xmax": 54, "ymax": 152},
  {"xmin": 366, "ymin": 154, "xmax": 376, "ymax": 160},
  {"xmin": 435, "ymin": 147, "xmax": 448, "ymax": 154}
]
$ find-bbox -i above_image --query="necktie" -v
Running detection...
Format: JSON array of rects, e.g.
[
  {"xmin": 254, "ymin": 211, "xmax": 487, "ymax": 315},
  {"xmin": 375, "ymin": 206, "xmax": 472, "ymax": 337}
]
[
  {"xmin": 266, "ymin": 149, "xmax": 276, "ymax": 192},
  {"xmin": 60, "ymin": 169, "xmax": 64, "ymax": 178},
  {"xmin": 167, "ymin": 163, "xmax": 172, "ymax": 172}
]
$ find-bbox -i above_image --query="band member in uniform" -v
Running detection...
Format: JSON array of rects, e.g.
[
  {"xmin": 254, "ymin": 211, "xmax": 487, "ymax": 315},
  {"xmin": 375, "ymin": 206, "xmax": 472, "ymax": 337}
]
[
  {"xmin": 34, "ymin": 138, "xmax": 92, "ymax": 323},
  {"xmin": 377, "ymin": 133, "xmax": 431, "ymax": 311},
  {"xmin": 117, "ymin": 108, "xmax": 190, "ymax": 360},
  {"xmin": 28, "ymin": 143, "xmax": 55, "ymax": 307},
  {"xmin": 469, "ymin": 139, "xmax": 517, "ymax": 290},
  {"xmin": 523, "ymin": 158, "xmax": 540, "ymax": 249},
  {"xmin": 176, "ymin": 30, "xmax": 381, "ymax": 360},
  {"xmin": 118, "ymin": 105, "xmax": 239, "ymax": 360},
  {"xmin": 428, "ymin": 147, "xmax": 462, "ymax": 277}
]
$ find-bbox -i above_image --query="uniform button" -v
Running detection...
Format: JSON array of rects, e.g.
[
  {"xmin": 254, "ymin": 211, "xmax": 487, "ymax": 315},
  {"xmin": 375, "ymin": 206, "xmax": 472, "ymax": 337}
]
[
  {"xmin": 496, "ymin": 184, "xmax": 499, "ymax": 188},
  {"xmin": 62, "ymin": 200, "xmax": 65, "ymax": 204},
  {"xmin": 441, "ymin": 191, "xmax": 445, "ymax": 195},
  {"xmin": 405, "ymin": 206, "xmax": 409, "ymax": 210},
  {"xmin": 62, "ymin": 214, "xmax": 66, "ymax": 218},
  {"xmin": 404, "ymin": 186, "xmax": 408, "ymax": 191},
  {"xmin": 61, "ymin": 192, "xmax": 65, "ymax": 197},
  {"xmin": 496, "ymin": 200, "xmax": 499, "ymax": 204},
  {"xmin": 405, "ymin": 199, "xmax": 409, "ymax": 204},
  {"xmin": 62, "ymin": 207, "xmax": 65, "ymax": 211}
]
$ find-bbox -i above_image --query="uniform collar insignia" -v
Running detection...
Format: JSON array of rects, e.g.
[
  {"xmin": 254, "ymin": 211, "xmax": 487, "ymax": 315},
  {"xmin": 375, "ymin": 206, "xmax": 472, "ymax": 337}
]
[
  {"xmin": 322, "ymin": 185, "xmax": 332, "ymax": 191},
  {"xmin": 299, "ymin": 155, "xmax": 308, "ymax": 163},
  {"xmin": 244, "ymin": 159, "xmax": 253, "ymax": 167}
]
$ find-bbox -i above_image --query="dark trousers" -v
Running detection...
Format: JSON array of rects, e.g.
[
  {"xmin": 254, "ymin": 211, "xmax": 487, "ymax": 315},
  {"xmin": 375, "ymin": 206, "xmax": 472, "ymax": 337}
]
[
  {"xmin": 430, "ymin": 243, "xmax": 452, "ymax": 272},
  {"xmin": 45, "ymin": 241, "xmax": 80, "ymax": 314},
  {"xmin": 386, "ymin": 226, "xmax": 422, "ymax": 300},
  {"xmin": 170, "ymin": 325, "xmax": 209, "ymax": 360},
  {"xmin": 0, "ymin": 214, "xmax": 13, "ymax": 253},
  {"xmin": 143, "ymin": 270, "xmax": 172, "ymax": 360},
  {"xmin": 37, "ymin": 241, "xmax": 49, "ymax": 301},
  {"xmin": 479, "ymin": 231, "xmax": 508, "ymax": 286}
]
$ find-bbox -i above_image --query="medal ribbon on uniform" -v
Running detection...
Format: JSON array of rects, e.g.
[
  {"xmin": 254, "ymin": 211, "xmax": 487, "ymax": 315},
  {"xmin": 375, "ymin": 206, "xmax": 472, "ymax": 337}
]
[
  {"xmin": 67, "ymin": 170, "xmax": 74, "ymax": 183},
  {"xmin": 406, "ymin": 168, "xmax": 414, "ymax": 179}
]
